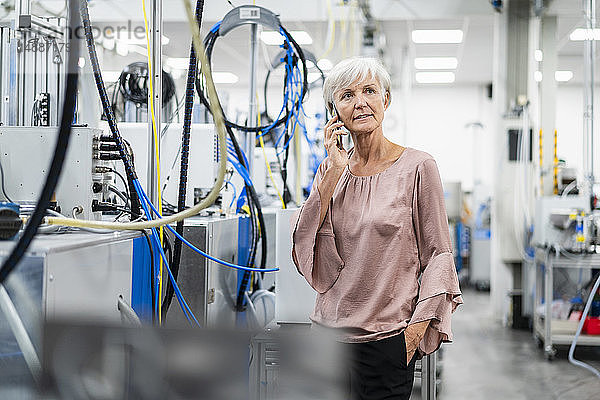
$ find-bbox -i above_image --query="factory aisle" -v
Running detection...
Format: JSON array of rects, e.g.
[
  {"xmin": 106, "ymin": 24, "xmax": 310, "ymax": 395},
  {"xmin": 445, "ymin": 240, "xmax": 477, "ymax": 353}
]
[{"xmin": 413, "ymin": 289, "xmax": 600, "ymax": 400}]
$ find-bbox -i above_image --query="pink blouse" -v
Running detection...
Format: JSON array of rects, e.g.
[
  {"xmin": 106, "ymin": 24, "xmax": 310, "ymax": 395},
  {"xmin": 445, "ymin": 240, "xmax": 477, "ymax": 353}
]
[{"xmin": 291, "ymin": 147, "xmax": 463, "ymax": 355}]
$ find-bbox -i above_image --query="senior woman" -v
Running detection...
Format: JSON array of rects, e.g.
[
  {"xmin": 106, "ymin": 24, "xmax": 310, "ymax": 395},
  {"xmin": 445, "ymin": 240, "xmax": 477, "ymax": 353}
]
[{"xmin": 291, "ymin": 57, "xmax": 463, "ymax": 400}]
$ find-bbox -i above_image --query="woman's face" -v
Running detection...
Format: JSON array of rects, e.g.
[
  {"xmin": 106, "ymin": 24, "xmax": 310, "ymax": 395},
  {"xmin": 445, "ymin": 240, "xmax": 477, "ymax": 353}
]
[{"xmin": 334, "ymin": 76, "xmax": 389, "ymax": 136}]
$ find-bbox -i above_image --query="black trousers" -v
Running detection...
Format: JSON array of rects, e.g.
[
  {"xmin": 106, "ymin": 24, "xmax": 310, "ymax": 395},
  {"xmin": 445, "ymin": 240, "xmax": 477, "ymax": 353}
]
[{"xmin": 345, "ymin": 332, "xmax": 417, "ymax": 400}]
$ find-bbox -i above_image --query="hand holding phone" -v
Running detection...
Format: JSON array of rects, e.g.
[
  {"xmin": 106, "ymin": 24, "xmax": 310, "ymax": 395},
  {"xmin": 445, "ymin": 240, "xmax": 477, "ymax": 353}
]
[
  {"xmin": 331, "ymin": 107, "xmax": 345, "ymax": 150},
  {"xmin": 324, "ymin": 111, "xmax": 349, "ymax": 171}
]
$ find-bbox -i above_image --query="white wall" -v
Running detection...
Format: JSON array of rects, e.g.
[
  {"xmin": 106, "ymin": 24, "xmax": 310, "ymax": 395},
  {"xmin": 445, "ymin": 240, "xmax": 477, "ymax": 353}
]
[
  {"xmin": 556, "ymin": 85, "xmax": 589, "ymax": 178},
  {"xmin": 224, "ymin": 84, "xmax": 496, "ymax": 192},
  {"xmin": 391, "ymin": 85, "xmax": 495, "ymax": 192},
  {"xmin": 223, "ymin": 82, "xmax": 592, "ymax": 193}
]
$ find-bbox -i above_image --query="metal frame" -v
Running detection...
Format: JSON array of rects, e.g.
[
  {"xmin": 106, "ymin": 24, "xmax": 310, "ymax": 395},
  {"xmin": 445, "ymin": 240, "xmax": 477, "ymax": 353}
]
[
  {"xmin": 534, "ymin": 248, "xmax": 600, "ymax": 359},
  {"xmin": 0, "ymin": 13, "xmax": 65, "ymax": 126},
  {"xmin": 421, "ymin": 353, "xmax": 437, "ymax": 400},
  {"xmin": 148, "ymin": 0, "xmax": 162, "ymax": 206}
]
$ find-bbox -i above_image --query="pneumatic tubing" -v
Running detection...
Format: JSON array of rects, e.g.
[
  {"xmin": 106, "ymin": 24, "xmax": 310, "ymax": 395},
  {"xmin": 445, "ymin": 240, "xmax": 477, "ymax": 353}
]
[
  {"xmin": 134, "ymin": 180, "xmax": 201, "ymax": 326},
  {"xmin": 137, "ymin": 186, "xmax": 278, "ymax": 273}
]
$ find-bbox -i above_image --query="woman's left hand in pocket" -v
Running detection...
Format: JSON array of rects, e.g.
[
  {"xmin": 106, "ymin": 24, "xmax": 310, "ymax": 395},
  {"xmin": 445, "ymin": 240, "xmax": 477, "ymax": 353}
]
[{"xmin": 405, "ymin": 320, "xmax": 430, "ymax": 364}]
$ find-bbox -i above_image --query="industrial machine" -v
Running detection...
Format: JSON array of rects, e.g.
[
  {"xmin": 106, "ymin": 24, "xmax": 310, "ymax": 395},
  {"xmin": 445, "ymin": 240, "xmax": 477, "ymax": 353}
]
[
  {"xmin": 163, "ymin": 215, "xmax": 240, "ymax": 328},
  {"xmin": 0, "ymin": 232, "xmax": 150, "ymax": 397},
  {"xmin": 0, "ymin": 126, "xmax": 107, "ymax": 220}
]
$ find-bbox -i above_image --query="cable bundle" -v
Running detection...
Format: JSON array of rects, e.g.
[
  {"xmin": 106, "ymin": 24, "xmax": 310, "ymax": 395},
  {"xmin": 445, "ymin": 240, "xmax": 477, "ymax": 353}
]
[
  {"xmin": 194, "ymin": 11, "xmax": 309, "ymax": 311},
  {"xmin": 117, "ymin": 62, "xmax": 176, "ymax": 107}
]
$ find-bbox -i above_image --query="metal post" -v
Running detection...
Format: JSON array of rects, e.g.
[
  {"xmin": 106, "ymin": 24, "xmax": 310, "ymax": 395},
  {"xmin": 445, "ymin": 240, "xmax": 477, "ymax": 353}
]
[
  {"xmin": 421, "ymin": 353, "xmax": 437, "ymax": 400},
  {"xmin": 148, "ymin": 0, "xmax": 162, "ymax": 204},
  {"xmin": 544, "ymin": 254, "xmax": 553, "ymax": 357},
  {"xmin": 15, "ymin": 0, "xmax": 31, "ymax": 18},
  {"xmin": 584, "ymin": 0, "xmax": 596, "ymax": 195},
  {"xmin": 247, "ymin": 23, "xmax": 258, "ymax": 179}
]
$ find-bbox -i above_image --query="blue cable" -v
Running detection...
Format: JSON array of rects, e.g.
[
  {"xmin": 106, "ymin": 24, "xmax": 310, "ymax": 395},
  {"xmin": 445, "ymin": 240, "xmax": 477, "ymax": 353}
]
[
  {"xmin": 136, "ymin": 182, "xmax": 199, "ymax": 326},
  {"xmin": 136, "ymin": 183, "xmax": 279, "ymax": 273},
  {"xmin": 132, "ymin": 180, "xmax": 202, "ymax": 327},
  {"xmin": 209, "ymin": 21, "xmax": 221, "ymax": 33}
]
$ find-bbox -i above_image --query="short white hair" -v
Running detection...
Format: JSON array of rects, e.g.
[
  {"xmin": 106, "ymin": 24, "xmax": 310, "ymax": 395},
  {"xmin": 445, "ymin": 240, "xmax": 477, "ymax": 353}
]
[{"xmin": 323, "ymin": 57, "xmax": 391, "ymax": 115}]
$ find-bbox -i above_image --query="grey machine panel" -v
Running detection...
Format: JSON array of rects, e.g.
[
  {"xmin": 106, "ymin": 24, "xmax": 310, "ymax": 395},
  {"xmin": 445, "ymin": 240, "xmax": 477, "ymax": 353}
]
[
  {"xmin": 0, "ymin": 126, "xmax": 105, "ymax": 219},
  {"xmin": 0, "ymin": 232, "xmax": 140, "ymax": 394},
  {"xmin": 164, "ymin": 215, "xmax": 239, "ymax": 328}
]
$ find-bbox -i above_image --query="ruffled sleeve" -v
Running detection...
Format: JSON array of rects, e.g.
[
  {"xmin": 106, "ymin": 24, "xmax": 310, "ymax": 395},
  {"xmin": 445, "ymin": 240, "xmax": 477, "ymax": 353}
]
[
  {"xmin": 290, "ymin": 159, "xmax": 345, "ymax": 294},
  {"xmin": 410, "ymin": 158, "xmax": 463, "ymax": 356}
]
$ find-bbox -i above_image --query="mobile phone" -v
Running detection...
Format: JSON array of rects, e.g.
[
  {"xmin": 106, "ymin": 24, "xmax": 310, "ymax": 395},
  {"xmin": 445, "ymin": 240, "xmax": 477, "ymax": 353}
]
[{"xmin": 332, "ymin": 106, "xmax": 344, "ymax": 150}]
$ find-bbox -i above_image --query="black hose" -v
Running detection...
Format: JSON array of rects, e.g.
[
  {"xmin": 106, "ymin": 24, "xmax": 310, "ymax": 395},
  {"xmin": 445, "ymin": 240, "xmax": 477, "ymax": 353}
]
[
  {"xmin": 161, "ymin": 0, "xmax": 205, "ymax": 320},
  {"xmin": 0, "ymin": 0, "xmax": 79, "ymax": 284},
  {"xmin": 79, "ymin": 0, "xmax": 141, "ymax": 219},
  {"xmin": 193, "ymin": 20, "xmax": 310, "ymax": 311},
  {"xmin": 196, "ymin": 25, "xmax": 308, "ymax": 133},
  {"xmin": 225, "ymin": 122, "xmax": 266, "ymax": 311}
]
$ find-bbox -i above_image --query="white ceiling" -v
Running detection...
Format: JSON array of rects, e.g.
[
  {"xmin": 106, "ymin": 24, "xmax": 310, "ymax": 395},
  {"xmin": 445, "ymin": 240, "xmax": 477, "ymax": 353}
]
[{"xmin": 29, "ymin": 0, "xmax": 600, "ymax": 87}]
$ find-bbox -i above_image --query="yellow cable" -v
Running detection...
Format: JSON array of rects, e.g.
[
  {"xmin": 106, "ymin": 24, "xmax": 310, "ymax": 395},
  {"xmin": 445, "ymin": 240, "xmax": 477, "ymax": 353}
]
[
  {"xmin": 319, "ymin": 0, "xmax": 336, "ymax": 61},
  {"xmin": 44, "ymin": 0, "xmax": 229, "ymax": 232},
  {"xmin": 256, "ymin": 94, "xmax": 285, "ymax": 208},
  {"xmin": 142, "ymin": 0, "xmax": 164, "ymax": 324}
]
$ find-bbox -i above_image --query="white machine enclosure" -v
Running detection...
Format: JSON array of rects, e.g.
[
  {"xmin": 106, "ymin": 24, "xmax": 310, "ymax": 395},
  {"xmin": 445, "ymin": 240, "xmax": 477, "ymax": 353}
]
[
  {"xmin": 532, "ymin": 196, "xmax": 590, "ymax": 248},
  {"xmin": 0, "ymin": 232, "xmax": 142, "ymax": 392},
  {"xmin": 0, "ymin": 126, "xmax": 103, "ymax": 219},
  {"xmin": 102, "ymin": 122, "xmax": 217, "ymax": 206},
  {"xmin": 275, "ymin": 208, "xmax": 316, "ymax": 324},
  {"xmin": 0, "ymin": 232, "xmax": 139, "ymax": 324}
]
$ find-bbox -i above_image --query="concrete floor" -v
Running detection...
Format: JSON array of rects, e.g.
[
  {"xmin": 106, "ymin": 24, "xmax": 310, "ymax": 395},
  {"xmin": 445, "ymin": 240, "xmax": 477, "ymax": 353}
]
[{"xmin": 412, "ymin": 288, "xmax": 600, "ymax": 400}]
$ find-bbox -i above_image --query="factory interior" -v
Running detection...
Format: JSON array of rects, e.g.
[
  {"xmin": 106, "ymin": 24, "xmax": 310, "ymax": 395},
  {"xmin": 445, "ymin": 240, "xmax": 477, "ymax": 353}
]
[{"xmin": 4, "ymin": 0, "xmax": 600, "ymax": 399}]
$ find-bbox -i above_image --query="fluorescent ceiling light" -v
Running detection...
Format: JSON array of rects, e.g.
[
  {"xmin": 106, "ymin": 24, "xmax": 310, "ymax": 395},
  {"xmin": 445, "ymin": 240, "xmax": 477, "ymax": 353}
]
[
  {"xmin": 555, "ymin": 70, "xmax": 573, "ymax": 82},
  {"xmin": 535, "ymin": 49, "xmax": 543, "ymax": 62},
  {"xmin": 317, "ymin": 58, "xmax": 333, "ymax": 71},
  {"xmin": 570, "ymin": 28, "xmax": 600, "ymax": 41},
  {"xmin": 534, "ymin": 71, "xmax": 543, "ymax": 82},
  {"xmin": 103, "ymin": 71, "xmax": 122, "ymax": 82},
  {"xmin": 212, "ymin": 72, "xmax": 239, "ymax": 84},
  {"xmin": 415, "ymin": 71, "xmax": 455, "ymax": 84},
  {"xmin": 414, "ymin": 57, "xmax": 458, "ymax": 70},
  {"xmin": 261, "ymin": 30, "xmax": 312, "ymax": 45},
  {"xmin": 411, "ymin": 30, "xmax": 463, "ymax": 44}
]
